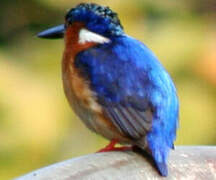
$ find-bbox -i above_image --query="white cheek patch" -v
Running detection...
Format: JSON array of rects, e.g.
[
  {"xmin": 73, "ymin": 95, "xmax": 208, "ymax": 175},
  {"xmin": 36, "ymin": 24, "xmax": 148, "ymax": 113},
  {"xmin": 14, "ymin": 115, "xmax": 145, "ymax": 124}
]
[{"xmin": 79, "ymin": 28, "xmax": 111, "ymax": 44}]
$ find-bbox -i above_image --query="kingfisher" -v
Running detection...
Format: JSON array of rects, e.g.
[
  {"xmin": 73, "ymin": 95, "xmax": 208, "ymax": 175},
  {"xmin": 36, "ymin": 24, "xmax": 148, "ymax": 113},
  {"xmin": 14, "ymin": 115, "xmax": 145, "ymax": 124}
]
[{"xmin": 37, "ymin": 3, "xmax": 179, "ymax": 176}]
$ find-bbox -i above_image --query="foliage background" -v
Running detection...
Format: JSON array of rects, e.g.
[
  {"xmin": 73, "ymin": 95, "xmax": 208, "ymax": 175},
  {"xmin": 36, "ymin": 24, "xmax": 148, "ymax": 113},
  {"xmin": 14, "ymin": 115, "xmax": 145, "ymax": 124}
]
[{"xmin": 0, "ymin": 0, "xmax": 215, "ymax": 179}]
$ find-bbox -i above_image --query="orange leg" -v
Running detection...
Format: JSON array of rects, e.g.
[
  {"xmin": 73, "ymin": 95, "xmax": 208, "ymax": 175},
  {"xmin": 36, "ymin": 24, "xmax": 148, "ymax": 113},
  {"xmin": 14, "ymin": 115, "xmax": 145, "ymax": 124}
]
[{"xmin": 97, "ymin": 139, "xmax": 132, "ymax": 152}]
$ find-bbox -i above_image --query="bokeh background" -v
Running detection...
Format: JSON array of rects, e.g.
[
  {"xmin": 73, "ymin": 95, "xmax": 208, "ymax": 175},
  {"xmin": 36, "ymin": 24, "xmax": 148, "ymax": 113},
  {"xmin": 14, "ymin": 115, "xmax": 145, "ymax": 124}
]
[{"xmin": 0, "ymin": 0, "xmax": 216, "ymax": 179}]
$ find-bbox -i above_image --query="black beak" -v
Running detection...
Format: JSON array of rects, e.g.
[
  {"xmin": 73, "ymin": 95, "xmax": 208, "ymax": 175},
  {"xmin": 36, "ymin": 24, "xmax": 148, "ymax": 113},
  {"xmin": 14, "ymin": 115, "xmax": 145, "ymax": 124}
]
[{"xmin": 37, "ymin": 24, "xmax": 65, "ymax": 39}]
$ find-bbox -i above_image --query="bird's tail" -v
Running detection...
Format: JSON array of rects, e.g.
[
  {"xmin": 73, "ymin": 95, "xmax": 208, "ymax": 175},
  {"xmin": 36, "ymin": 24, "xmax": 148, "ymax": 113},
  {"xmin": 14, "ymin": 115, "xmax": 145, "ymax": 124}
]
[
  {"xmin": 154, "ymin": 161, "xmax": 168, "ymax": 177},
  {"xmin": 148, "ymin": 140, "xmax": 170, "ymax": 177},
  {"xmin": 133, "ymin": 146, "xmax": 168, "ymax": 176}
]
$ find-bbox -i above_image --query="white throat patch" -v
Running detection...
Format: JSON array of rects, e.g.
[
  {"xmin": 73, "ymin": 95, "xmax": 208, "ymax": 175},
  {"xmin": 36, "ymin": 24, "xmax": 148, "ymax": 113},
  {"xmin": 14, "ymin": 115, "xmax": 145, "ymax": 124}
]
[{"xmin": 79, "ymin": 28, "xmax": 111, "ymax": 44}]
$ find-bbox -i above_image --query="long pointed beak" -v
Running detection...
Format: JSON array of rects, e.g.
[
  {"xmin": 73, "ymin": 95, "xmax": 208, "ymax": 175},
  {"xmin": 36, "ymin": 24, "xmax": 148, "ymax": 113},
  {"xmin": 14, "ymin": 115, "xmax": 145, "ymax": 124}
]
[{"xmin": 37, "ymin": 24, "xmax": 65, "ymax": 39}]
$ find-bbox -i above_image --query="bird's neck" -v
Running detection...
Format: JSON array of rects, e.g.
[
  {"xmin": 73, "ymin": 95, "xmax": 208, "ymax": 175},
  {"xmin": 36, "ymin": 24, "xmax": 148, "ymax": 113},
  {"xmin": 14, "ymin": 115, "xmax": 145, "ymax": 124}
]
[{"xmin": 63, "ymin": 22, "xmax": 97, "ymax": 71}]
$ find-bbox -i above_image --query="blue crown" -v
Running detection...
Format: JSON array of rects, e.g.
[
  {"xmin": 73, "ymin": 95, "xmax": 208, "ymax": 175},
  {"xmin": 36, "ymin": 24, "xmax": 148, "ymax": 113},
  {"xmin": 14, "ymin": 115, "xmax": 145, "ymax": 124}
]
[{"xmin": 65, "ymin": 3, "xmax": 124, "ymax": 37}]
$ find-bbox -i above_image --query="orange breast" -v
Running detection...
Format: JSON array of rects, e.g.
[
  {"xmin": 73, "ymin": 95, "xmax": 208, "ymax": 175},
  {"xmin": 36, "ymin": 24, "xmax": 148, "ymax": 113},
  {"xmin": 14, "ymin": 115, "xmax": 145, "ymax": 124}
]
[
  {"xmin": 62, "ymin": 22, "xmax": 101, "ymax": 113},
  {"xmin": 61, "ymin": 23, "xmax": 130, "ymax": 143}
]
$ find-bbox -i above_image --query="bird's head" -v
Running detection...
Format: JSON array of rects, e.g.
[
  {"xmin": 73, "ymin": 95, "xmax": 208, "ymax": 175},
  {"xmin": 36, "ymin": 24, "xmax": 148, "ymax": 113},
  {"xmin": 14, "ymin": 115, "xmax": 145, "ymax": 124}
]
[{"xmin": 37, "ymin": 3, "xmax": 124, "ymax": 45}]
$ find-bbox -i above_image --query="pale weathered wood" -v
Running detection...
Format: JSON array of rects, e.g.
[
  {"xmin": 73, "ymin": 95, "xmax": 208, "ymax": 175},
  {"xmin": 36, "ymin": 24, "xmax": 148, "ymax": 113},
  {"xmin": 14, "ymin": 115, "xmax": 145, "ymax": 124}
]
[{"xmin": 15, "ymin": 146, "xmax": 216, "ymax": 180}]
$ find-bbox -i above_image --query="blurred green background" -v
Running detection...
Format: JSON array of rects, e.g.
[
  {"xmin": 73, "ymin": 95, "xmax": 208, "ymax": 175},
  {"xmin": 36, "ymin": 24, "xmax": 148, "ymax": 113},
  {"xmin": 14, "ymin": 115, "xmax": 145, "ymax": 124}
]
[{"xmin": 0, "ymin": 0, "xmax": 216, "ymax": 179}]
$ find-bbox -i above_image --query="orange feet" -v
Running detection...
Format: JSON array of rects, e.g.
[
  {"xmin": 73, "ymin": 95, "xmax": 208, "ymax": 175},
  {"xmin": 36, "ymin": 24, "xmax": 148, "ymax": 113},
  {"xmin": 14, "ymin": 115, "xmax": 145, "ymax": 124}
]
[{"xmin": 97, "ymin": 139, "xmax": 132, "ymax": 152}]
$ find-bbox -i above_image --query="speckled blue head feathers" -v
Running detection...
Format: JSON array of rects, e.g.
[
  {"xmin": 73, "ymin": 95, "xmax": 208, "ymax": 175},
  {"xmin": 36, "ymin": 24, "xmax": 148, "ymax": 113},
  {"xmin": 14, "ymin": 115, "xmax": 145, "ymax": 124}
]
[{"xmin": 65, "ymin": 3, "xmax": 124, "ymax": 37}]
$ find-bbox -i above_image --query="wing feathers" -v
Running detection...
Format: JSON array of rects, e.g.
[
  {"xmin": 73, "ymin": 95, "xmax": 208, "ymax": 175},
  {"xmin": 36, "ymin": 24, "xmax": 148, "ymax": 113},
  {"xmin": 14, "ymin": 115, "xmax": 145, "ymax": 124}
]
[
  {"xmin": 127, "ymin": 107, "xmax": 150, "ymax": 131},
  {"xmin": 105, "ymin": 107, "xmax": 138, "ymax": 138},
  {"xmin": 117, "ymin": 106, "xmax": 141, "ymax": 138},
  {"xmin": 103, "ymin": 105, "xmax": 153, "ymax": 140}
]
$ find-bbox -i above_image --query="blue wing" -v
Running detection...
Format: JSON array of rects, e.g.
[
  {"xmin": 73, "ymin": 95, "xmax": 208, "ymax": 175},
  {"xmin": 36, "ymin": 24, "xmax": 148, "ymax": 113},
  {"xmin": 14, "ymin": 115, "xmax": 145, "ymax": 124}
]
[{"xmin": 75, "ymin": 35, "xmax": 179, "ymax": 176}]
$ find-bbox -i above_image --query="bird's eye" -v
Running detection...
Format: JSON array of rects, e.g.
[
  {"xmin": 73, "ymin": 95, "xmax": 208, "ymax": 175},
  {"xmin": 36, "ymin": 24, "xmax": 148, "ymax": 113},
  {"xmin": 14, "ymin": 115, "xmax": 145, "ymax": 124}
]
[
  {"xmin": 64, "ymin": 22, "xmax": 68, "ymax": 28},
  {"xmin": 65, "ymin": 17, "xmax": 74, "ymax": 26}
]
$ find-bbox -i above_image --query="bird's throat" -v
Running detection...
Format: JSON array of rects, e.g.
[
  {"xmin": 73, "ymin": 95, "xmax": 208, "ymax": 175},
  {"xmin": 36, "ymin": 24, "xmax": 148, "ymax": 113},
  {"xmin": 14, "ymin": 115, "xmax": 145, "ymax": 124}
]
[
  {"xmin": 64, "ymin": 22, "xmax": 97, "ymax": 60},
  {"xmin": 62, "ymin": 22, "xmax": 97, "ymax": 73}
]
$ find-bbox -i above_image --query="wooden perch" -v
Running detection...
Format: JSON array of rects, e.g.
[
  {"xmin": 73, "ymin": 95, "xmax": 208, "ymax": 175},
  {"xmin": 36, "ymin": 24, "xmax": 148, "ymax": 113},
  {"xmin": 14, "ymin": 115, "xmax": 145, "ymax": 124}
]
[{"xmin": 15, "ymin": 146, "xmax": 216, "ymax": 180}]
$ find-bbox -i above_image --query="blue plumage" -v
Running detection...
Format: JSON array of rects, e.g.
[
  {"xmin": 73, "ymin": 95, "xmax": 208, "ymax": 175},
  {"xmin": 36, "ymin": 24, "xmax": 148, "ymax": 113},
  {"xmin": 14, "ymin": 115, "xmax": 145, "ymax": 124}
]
[
  {"xmin": 75, "ymin": 35, "xmax": 179, "ymax": 176},
  {"xmin": 66, "ymin": 3, "xmax": 124, "ymax": 36},
  {"xmin": 38, "ymin": 3, "xmax": 179, "ymax": 177}
]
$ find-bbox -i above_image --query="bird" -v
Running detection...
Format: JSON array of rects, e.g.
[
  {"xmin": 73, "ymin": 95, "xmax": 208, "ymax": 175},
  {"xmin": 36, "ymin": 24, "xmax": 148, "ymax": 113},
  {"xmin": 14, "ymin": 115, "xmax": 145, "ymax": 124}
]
[{"xmin": 37, "ymin": 3, "xmax": 179, "ymax": 177}]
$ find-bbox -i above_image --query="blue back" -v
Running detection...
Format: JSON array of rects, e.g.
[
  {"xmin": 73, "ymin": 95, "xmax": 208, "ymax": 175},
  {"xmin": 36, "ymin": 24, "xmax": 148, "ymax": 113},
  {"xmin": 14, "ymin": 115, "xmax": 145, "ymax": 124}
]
[{"xmin": 75, "ymin": 35, "xmax": 179, "ymax": 175}]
